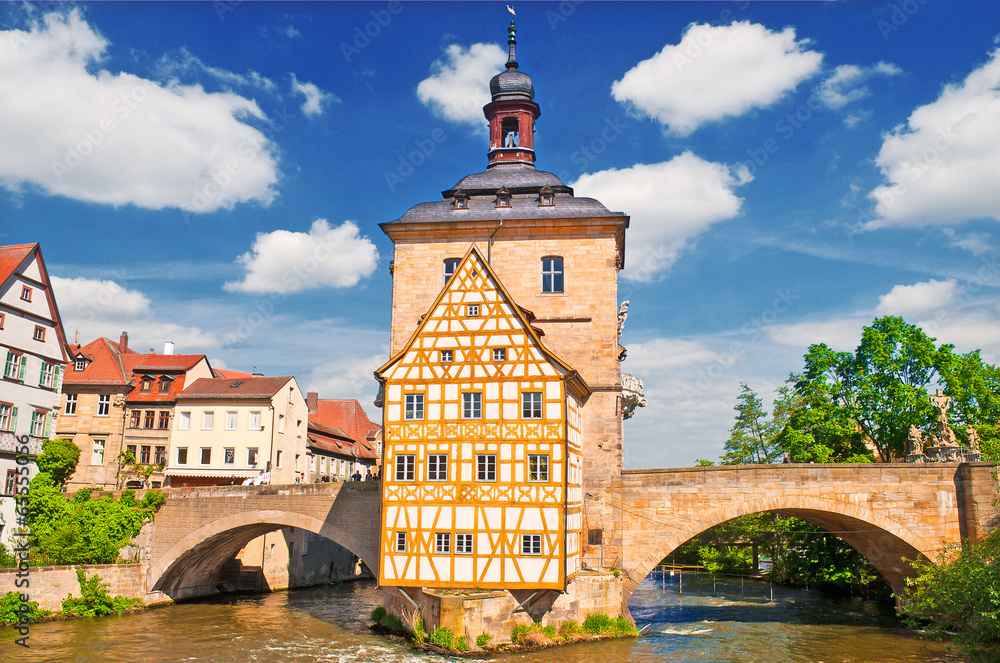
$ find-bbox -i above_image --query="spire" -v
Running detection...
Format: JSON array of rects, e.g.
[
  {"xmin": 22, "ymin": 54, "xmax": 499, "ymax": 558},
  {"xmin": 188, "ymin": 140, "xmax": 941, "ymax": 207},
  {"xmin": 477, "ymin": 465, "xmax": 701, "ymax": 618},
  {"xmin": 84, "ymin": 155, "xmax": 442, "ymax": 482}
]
[{"xmin": 506, "ymin": 20, "xmax": 518, "ymax": 70}]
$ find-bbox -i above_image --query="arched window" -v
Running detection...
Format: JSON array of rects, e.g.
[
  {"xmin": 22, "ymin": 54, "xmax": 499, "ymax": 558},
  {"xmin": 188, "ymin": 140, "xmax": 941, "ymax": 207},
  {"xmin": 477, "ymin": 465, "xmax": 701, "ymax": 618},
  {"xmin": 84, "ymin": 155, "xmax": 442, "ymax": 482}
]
[{"xmin": 541, "ymin": 257, "xmax": 564, "ymax": 293}]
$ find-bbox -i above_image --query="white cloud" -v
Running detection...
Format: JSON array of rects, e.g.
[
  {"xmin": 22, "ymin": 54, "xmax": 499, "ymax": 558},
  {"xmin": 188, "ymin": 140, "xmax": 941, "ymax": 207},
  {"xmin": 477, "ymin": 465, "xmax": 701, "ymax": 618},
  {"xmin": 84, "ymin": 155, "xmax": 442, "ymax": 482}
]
[
  {"xmin": 224, "ymin": 219, "xmax": 379, "ymax": 294},
  {"xmin": 571, "ymin": 151, "xmax": 751, "ymax": 281},
  {"xmin": 416, "ymin": 43, "xmax": 506, "ymax": 128},
  {"xmin": 767, "ymin": 317, "xmax": 867, "ymax": 352},
  {"xmin": 611, "ymin": 21, "xmax": 823, "ymax": 135},
  {"xmin": 305, "ymin": 353, "xmax": 386, "ymax": 407},
  {"xmin": 626, "ymin": 338, "xmax": 719, "ymax": 373},
  {"xmin": 0, "ymin": 10, "xmax": 280, "ymax": 213},
  {"xmin": 875, "ymin": 279, "xmax": 959, "ymax": 317},
  {"xmin": 154, "ymin": 47, "xmax": 277, "ymax": 91},
  {"xmin": 816, "ymin": 62, "xmax": 901, "ymax": 110},
  {"xmin": 868, "ymin": 47, "xmax": 1000, "ymax": 227},
  {"xmin": 51, "ymin": 276, "xmax": 221, "ymax": 350},
  {"xmin": 290, "ymin": 73, "xmax": 337, "ymax": 118}
]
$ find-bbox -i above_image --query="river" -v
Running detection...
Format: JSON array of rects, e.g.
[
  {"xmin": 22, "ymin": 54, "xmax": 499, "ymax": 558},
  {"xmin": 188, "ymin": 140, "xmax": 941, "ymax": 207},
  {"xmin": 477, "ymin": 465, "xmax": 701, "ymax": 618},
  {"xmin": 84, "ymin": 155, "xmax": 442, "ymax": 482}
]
[{"xmin": 2, "ymin": 575, "xmax": 959, "ymax": 662}]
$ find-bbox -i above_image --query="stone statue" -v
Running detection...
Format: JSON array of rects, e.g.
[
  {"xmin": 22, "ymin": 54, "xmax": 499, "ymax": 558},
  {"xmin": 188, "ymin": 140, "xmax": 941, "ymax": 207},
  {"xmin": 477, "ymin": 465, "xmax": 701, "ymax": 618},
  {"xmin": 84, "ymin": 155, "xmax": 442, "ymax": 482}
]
[
  {"xmin": 906, "ymin": 425, "xmax": 924, "ymax": 455},
  {"xmin": 967, "ymin": 426, "xmax": 981, "ymax": 454},
  {"xmin": 617, "ymin": 300, "xmax": 630, "ymax": 339},
  {"xmin": 931, "ymin": 389, "xmax": 951, "ymax": 430}
]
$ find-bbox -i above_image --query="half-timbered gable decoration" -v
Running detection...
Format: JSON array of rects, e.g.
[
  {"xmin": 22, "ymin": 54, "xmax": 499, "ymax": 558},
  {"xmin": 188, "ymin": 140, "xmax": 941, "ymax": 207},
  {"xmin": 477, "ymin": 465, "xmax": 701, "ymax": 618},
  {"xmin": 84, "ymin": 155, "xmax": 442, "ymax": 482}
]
[{"xmin": 377, "ymin": 246, "xmax": 588, "ymax": 590}]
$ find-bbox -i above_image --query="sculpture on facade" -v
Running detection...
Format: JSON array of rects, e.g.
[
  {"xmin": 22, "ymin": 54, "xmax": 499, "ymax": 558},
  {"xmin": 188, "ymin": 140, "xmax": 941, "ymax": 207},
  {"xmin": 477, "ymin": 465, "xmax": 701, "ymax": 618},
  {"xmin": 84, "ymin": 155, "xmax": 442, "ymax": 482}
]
[
  {"xmin": 930, "ymin": 389, "xmax": 958, "ymax": 445},
  {"xmin": 906, "ymin": 425, "xmax": 924, "ymax": 456},
  {"xmin": 967, "ymin": 426, "xmax": 981, "ymax": 455}
]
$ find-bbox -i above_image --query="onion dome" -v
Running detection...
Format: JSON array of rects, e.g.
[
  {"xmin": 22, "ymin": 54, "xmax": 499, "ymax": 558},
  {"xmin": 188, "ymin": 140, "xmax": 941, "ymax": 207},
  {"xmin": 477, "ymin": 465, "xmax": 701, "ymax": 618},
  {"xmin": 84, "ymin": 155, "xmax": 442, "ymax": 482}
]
[{"xmin": 489, "ymin": 21, "xmax": 534, "ymax": 101}]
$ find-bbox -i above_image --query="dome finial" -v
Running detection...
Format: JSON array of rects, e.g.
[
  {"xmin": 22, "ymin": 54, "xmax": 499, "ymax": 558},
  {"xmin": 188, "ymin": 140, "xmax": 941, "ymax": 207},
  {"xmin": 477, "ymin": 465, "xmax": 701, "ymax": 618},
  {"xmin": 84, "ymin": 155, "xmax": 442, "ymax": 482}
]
[{"xmin": 506, "ymin": 20, "xmax": 518, "ymax": 69}]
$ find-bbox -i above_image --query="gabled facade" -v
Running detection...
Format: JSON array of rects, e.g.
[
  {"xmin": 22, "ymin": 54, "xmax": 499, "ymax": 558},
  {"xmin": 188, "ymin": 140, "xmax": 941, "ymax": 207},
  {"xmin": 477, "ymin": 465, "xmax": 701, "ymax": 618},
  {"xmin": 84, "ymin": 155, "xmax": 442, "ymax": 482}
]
[
  {"xmin": 376, "ymin": 247, "xmax": 589, "ymax": 590},
  {"xmin": 167, "ymin": 376, "xmax": 307, "ymax": 486}
]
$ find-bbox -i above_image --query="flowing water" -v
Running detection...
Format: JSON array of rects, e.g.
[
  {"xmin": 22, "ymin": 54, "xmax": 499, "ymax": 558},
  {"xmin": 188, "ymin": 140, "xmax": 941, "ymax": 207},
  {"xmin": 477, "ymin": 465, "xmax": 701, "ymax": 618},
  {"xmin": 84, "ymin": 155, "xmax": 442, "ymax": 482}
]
[{"xmin": 2, "ymin": 576, "xmax": 960, "ymax": 662}]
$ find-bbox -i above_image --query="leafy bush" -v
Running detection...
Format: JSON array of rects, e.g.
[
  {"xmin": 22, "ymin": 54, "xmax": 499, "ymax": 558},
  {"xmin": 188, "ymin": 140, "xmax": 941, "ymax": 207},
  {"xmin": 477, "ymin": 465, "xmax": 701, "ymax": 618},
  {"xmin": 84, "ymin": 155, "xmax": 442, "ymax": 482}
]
[
  {"xmin": 475, "ymin": 632, "xmax": 492, "ymax": 648},
  {"xmin": 612, "ymin": 615, "xmax": 638, "ymax": 637},
  {"xmin": 583, "ymin": 612, "xmax": 614, "ymax": 634},
  {"xmin": 0, "ymin": 543, "xmax": 17, "ymax": 568},
  {"xmin": 61, "ymin": 570, "xmax": 143, "ymax": 617},
  {"xmin": 429, "ymin": 626, "xmax": 455, "ymax": 649},
  {"xmin": 455, "ymin": 635, "xmax": 470, "ymax": 652},
  {"xmin": 511, "ymin": 622, "xmax": 530, "ymax": 644},
  {"xmin": 0, "ymin": 591, "xmax": 51, "ymax": 623},
  {"xmin": 370, "ymin": 605, "xmax": 387, "ymax": 623},
  {"xmin": 36, "ymin": 438, "xmax": 80, "ymax": 486}
]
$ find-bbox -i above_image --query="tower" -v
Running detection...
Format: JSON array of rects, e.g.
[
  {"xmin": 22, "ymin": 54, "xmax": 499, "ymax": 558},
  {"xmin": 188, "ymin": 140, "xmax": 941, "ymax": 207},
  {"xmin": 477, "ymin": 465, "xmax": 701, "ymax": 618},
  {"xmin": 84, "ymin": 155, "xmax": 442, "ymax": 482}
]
[{"xmin": 377, "ymin": 22, "xmax": 637, "ymax": 633}]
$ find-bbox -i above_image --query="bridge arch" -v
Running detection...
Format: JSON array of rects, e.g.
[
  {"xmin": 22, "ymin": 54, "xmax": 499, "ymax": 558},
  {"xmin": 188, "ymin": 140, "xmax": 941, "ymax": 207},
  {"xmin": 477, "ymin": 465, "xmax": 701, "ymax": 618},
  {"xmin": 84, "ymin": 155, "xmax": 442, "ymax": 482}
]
[{"xmin": 624, "ymin": 494, "xmax": 938, "ymax": 599}]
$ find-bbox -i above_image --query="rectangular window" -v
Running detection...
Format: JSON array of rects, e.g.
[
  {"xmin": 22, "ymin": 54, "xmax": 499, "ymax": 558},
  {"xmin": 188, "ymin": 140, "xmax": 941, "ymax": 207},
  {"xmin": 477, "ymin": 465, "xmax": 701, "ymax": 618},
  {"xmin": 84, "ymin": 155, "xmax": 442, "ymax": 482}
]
[
  {"xmin": 179, "ymin": 411, "xmax": 191, "ymax": 430},
  {"xmin": 154, "ymin": 446, "xmax": 166, "ymax": 465},
  {"xmin": 435, "ymin": 532, "xmax": 451, "ymax": 554},
  {"xmin": 126, "ymin": 444, "xmax": 137, "ymax": 459},
  {"xmin": 30, "ymin": 410, "xmax": 46, "ymax": 437},
  {"xmin": 492, "ymin": 348, "xmax": 506, "ymax": 362},
  {"xmin": 427, "ymin": 454, "xmax": 448, "ymax": 481},
  {"xmin": 455, "ymin": 533, "xmax": 474, "ymax": 555},
  {"xmin": 176, "ymin": 447, "xmax": 188, "ymax": 465},
  {"xmin": 4, "ymin": 352, "xmax": 23, "ymax": 380},
  {"xmin": 462, "ymin": 392, "xmax": 482, "ymax": 419},
  {"xmin": 467, "ymin": 304, "xmax": 479, "ymax": 317},
  {"xmin": 395, "ymin": 454, "xmax": 415, "ymax": 481},
  {"xmin": 542, "ymin": 257, "xmax": 564, "ymax": 293},
  {"xmin": 33, "ymin": 325, "xmax": 45, "ymax": 342},
  {"xmin": 97, "ymin": 394, "xmax": 110, "ymax": 416},
  {"xmin": 140, "ymin": 445, "xmax": 151, "ymax": 464},
  {"xmin": 522, "ymin": 534, "xmax": 542, "ymax": 556},
  {"xmin": 395, "ymin": 531, "xmax": 407, "ymax": 553},
  {"xmin": 75, "ymin": 359, "xmax": 86, "ymax": 371},
  {"xmin": 0, "ymin": 403, "xmax": 13, "ymax": 432},
  {"xmin": 528, "ymin": 454, "xmax": 549, "ymax": 482},
  {"xmin": 92, "ymin": 439, "xmax": 105, "ymax": 465},
  {"xmin": 404, "ymin": 393, "xmax": 424, "ymax": 420},
  {"xmin": 65, "ymin": 393, "xmax": 77, "ymax": 415},
  {"xmin": 158, "ymin": 411, "xmax": 170, "ymax": 429},
  {"xmin": 140, "ymin": 377, "xmax": 152, "ymax": 392},
  {"xmin": 249, "ymin": 411, "xmax": 261, "ymax": 430},
  {"xmin": 158, "ymin": 378, "xmax": 172, "ymax": 393},
  {"xmin": 278, "ymin": 414, "xmax": 285, "ymax": 433},
  {"xmin": 248, "ymin": 447, "xmax": 259, "ymax": 466},
  {"xmin": 144, "ymin": 410, "xmax": 155, "ymax": 429},
  {"xmin": 444, "ymin": 258, "xmax": 460, "ymax": 284},
  {"xmin": 276, "ymin": 450, "xmax": 283, "ymax": 468},
  {"xmin": 5, "ymin": 469, "xmax": 16, "ymax": 496},
  {"xmin": 440, "ymin": 350, "xmax": 453, "ymax": 363},
  {"xmin": 38, "ymin": 362, "xmax": 54, "ymax": 388},
  {"xmin": 295, "ymin": 454, "xmax": 300, "ymax": 471},
  {"xmin": 476, "ymin": 454, "xmax": 496, "ymax": 482},
  {"xmin": 200, "ymin": 448, "xmax": 211, "ymax": 465},
  {"xmin": 129, "ymin": 410, "xmax": 141, "ymax": 428},
  {"xmin": 226, "ymin": 411, "xmax": 238, "ymax": 430},
  {"xmin": 20, "ymin": 286, "xmax": 32, "ymax": 301},
  {"xmin": 224, "ymin": 448, "xmax": 235, "ymax": 465},
  {"xmin": 202, "ymin": 411, "xmax": 214, "ymax": 430},
  {"xmin": 522, "ymin": 392, "xmax": 543, "ymax": 419}
]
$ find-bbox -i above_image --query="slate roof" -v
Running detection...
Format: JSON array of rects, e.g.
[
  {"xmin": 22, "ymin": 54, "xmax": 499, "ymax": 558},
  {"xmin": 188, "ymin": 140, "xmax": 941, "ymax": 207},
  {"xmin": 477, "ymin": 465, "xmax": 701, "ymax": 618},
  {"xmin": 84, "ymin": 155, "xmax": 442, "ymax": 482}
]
[{"xmin": 178, "ymin": 376, "xmax": 293, "ymax": 400}]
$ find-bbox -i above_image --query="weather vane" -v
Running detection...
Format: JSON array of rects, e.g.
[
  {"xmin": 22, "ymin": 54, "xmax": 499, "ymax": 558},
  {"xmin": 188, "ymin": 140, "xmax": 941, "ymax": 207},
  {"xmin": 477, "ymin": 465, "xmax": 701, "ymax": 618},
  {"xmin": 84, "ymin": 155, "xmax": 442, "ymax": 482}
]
[{"xmin": 507, "ymin": 5, "xmax": 515, "ymax": 16}]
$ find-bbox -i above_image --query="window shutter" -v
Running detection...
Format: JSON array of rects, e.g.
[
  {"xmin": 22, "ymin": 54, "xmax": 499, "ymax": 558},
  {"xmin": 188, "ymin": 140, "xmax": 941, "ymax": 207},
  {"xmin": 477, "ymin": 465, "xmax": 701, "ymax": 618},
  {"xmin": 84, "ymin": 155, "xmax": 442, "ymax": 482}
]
[
  {"xmin": 18, "ymin": 357, "xmax": 25, "ymax": 381},
  {"xmin": 3, "ymin": 351, "xmax": 9, "ymax": 378},
  {"xmin": 38, "ymin": 363, "xmax": 45, "ymax": 387},
  {"xmin": 10, "ymin": 407, "xmax": 17, "ymax": 432},
  {"xmin": 44, "ymin": 412, "xmax": 53, "ymax": 439},
  {"xmin": 54, "ymin": 365, "xmax": 62, "ymax": 391}
]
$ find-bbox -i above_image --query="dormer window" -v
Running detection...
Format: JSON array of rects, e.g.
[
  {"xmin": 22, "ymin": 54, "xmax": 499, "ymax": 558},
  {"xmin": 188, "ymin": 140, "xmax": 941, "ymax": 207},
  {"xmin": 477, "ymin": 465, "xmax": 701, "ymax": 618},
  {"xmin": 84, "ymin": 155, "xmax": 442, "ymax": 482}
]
[
  {"xmin": 75, "ymin": 358, "xmax": 86, "ymax": 372},
  {"xmin": 452, "ymin": 192, "xmax": 469, "ymax": 210},
  {"xmin": 495, "ymin": 187, "xmax": 511, "ymax": 209},
  {"xmin": 538, "ymin": 186, "xmax": 554, "ymax": 207},
  {"xmin": 140, "ymin": 375, "xmax": 153, "ymax": 392},
  {"xmin": 159, "ymin": 377, "xmax": 173, "ymax": 393}
]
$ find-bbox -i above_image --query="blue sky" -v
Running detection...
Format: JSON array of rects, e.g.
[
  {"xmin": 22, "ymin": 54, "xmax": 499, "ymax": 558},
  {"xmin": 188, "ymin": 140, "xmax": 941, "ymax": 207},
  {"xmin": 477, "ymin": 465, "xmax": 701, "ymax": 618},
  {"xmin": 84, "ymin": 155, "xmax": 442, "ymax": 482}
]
[{"xmin": 3, "ymin": 1, "xmax": 1000, "ymax": 468}]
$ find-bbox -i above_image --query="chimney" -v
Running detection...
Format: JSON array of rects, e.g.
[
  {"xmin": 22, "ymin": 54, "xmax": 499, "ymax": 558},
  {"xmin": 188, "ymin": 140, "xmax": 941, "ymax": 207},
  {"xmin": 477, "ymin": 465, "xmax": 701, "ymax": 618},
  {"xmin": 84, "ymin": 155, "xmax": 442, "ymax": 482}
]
[
  {"xmin": 119, "ymin": 331, "xmax": 129, "ymax": 352},
  {"xmin": 163, "ymin": 342, "xmax": 174, "ymax": 355},
  {"xmin": 306, "ymin": 392, "xmax": 318, "ymax": 414}
]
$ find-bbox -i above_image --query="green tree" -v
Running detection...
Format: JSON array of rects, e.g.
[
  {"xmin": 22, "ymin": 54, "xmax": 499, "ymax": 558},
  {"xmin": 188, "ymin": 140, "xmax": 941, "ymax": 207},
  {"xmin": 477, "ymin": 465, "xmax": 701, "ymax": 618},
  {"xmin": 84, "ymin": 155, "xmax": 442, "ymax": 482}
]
[
  {"xmin": 35, "ymin": 438, "xmax": 81, "ymax": 486},
  {"xmin": 775, "ymin": 374, "xmax": 871, "ymax": 463},
  {"xmin": 939, "ymin": 350, "xmax": 1000, "ymax": 461},
  {"xmin": 722, "ymin": 383, "xmax": 781, "ymax": 464}
]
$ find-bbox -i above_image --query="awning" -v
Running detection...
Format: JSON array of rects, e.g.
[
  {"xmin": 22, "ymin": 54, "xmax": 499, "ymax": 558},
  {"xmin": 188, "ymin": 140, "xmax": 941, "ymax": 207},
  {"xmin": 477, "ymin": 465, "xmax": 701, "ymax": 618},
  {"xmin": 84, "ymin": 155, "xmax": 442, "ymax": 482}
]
[{"xmin": 164, "ymin": 468, "xmax": 261, "ymax": 478}]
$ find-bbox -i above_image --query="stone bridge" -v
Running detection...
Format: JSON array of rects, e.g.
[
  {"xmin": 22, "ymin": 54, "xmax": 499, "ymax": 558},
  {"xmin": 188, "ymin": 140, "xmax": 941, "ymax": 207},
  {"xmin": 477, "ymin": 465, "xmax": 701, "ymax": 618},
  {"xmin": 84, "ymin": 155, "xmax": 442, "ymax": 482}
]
[
  {"xmin": 137, "ymin": 463, "xmax": 997, "ymax": 604},
  {"xmin": 140, "ymin": 482, "xmax": 379, "ymax": 601},
  {"xmin": 615, "ymin": 463, "xmax": 999, "ymax": 599}
]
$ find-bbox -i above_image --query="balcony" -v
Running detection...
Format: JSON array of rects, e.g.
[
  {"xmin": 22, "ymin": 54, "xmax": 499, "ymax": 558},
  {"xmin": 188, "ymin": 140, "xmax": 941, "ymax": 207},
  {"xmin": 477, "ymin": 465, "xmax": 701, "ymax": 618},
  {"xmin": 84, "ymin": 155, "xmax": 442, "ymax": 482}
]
[{"xmin": 0, "ymin": 433, "xmax": 43, "ymax": 457}]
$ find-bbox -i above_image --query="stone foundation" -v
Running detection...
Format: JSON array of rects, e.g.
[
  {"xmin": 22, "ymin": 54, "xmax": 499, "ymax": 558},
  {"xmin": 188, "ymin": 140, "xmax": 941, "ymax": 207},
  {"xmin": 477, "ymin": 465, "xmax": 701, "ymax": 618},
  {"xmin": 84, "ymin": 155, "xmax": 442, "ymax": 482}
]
[
  {"xmin": 381, "ymin": 571, "xmax": 625, "ymax": 646},
  {"xmin": 0, "ymin": 563, "xmax": 149, "ymax": 612}
]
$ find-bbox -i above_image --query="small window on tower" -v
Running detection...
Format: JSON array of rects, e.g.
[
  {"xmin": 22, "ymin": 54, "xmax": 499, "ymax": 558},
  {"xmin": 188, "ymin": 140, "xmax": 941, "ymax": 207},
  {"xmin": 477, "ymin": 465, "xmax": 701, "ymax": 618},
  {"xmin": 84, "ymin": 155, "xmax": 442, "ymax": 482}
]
[
  {"xmin": 495, "ymin": 187, "xmax": 511, "ymax": 209},
  {"xmin": 452, "ymin": 192, "xmax": 469, "ymax": 210},
  {"xmin": 538, "ymin": 186, "xmax": 554, "ymax": 207}
]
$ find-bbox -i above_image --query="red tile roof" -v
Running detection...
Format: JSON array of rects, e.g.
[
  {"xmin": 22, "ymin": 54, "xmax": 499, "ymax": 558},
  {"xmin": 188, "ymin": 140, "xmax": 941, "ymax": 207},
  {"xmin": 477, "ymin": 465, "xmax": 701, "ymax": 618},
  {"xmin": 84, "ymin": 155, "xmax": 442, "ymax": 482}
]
[
  {"xmin": 310, "ymin": 399, "xmax": 380, "ymax": 459},
  {"xmin": 0, "ymin": 244, "xmax": 34, "ymax": 286},
  {"xmin": 178, "ymin": 376, "xmax": 294, "ymax": 400},
  {"xmin": 213, "ymin": 369, "xmax": 254, "ymax": 379},
  {"xmin": 63, "ymin": 338, "xmax": 130, "ymax": 385}
]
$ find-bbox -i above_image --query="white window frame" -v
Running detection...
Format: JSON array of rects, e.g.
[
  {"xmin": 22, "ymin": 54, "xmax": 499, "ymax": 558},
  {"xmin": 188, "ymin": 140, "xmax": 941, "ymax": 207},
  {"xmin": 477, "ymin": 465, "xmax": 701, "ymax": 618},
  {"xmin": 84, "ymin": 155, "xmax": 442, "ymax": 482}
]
[
  {"xmin": 65, "ymin": 393, "xmax": 77, "ymax": 415},
  {"xmin": 40, "ymin": 362, "xmax": 55, "ymax": 388},
  {"xmin": 202, "ymin": 411, "xmax": 214, "ymax": 430},
  {"xmin": 395, "ymin": 531, "xmax": 407, "ymax": 553},
  {"xmin": 30, "ymin": 410, "xmax": 46, "ymax": 437},
  {"xmin": 97, "ymin": 394, "xmax": 110, "ymax": 417},
  {"xmin": 427, "ymin": 454, "xmax": 448, "ymax": 481},
  {"xmin": 4, "ymin": 352, "xmax": 23, "ymax": 380},
  {"xmin": 404, "ymin": 393, "xmax": 424, "ymax": 420},
  {"xmin": 200, "ymin": 447, "xmax": 212, "ymax": 465},
  {"xmin": 440, "ymin": 350, "xmax": 453, "ymax": 363},
  {"xmin": 443, "ymin": 258, "xmax": 460, "ymax": 284},
  {"xmin": 91, "ymin": 439, "xmax": 105, "ymax": 466},
  {"xmin": 522, "ymin": 392, "xmax": 543, "ymax": 419},
  {"xmin": 522, "ymin": 533, "xmax": 542, "ymax": 556},
  {"xmin": 541, "ymin": 256, "xmax": 564, "ymax": 293},
  {"xmin": 528, "ymin": 454, "xmax": 549, "ymax": 482},
  {"xmin": 226, "ymin": 411, "xmax": 238, "ymax": 430},
  {"xmin": 395, "ymin": 454, "xmax": 415, "ymax": 481},
  {"xmin": 74, "ymin": 359, "xmax": 86, "ymax": 371},
  {"xmin": 224, "ymin": 448, "xmax": 235, "ymax": 465},
  {"xmin": 178, "ymin": 411, "xmax": 191, "ymax": 430},
  {"xmin": 455, "ymin": 533, "xmax": 474, "ymax": 555},
  {"xmin": 176, "ymin": 448, "xmax": 188, "ymax": 465},
  {"xmin": 492, "ymin": 348, "xmax": 506, "ymax": 362},
  {"xmin": 467, "ymin": 304, "xmax": 479, "ymax": 317},
  {"xmin": 249, "ymin": 411, "xmax": 261, "ymax": 430},
  {"xmin": 463, "ymin": 392, "xmax": 482, "ymax": 419},
  {"xmin": 435, "ymin": 532, "xmax": 451, "ymax": 554},
  {"xmin": 476, "ymin": 454, "xmax": 496, "ymax": 482},
  {"xmin": 248, "ymin": 447, "xmax": 259, "ymax": 467}
]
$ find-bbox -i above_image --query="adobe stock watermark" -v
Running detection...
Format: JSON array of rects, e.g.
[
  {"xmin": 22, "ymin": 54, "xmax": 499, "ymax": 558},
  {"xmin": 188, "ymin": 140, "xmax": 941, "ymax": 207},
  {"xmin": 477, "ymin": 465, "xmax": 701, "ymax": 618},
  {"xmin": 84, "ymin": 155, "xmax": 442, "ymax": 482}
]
[
  {"xmin": 555, "ymin": 116, "xmax": 627, "ymax": 184},
  {"xmin": 340, "ymin": 2, "xmax": 403, "ymax": 63},
  {"xmin": 75, "ymin": 268, "xmax": 130, "ymax": 323},
  {"xmin": 680, "ymin": 288, "xmax": 799, "ymax": 399},
  {"xmin": 50, "ymin": 80, "xmax": 156, "ymax": 182},
  {"xmin": 920, "ymin": 253, "xmax": 1000, "ymax": 338},
  {"xmin": 384, "ymin": 128, "xmax": 448, "ymax": 193},
  {"xmin": 877, "ymin": 0, "xmax": 931, "ymax": 41}
]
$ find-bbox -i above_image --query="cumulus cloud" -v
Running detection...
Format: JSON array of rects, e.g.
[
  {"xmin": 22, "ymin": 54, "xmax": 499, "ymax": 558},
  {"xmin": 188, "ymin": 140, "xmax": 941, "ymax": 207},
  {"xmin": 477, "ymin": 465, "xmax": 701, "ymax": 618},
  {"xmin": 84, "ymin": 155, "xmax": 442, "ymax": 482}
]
[
  {"xmin": 0, "ymin": 10, "xmax": 280, "ymax": 213},
  {"xmin": 611, "ymin": 21, "xmax": 823, "ymax": 135},
  {"xmin": 625, "ymin": 338, "xmax": 719, "ymax": 373},
  {"xmin": 571, "ymin": 151, "xmax": 751, "ymax": 281},
  {"xmin": 224, "ymin": 219, "xmax": 379, "ymax": 294},
  {"xmin": 416, "ymin": 43, "xmax": 506, "ymax": 128},
  {"xmin": 306, "ymin": 353, "xmax": 386, "ymax": 406},
  {"xmin": 875, "ymin": 279, "xmax": 959, "ymax": 317},
  {"xmin": 290, "ymin": 73, "xmax": 337, "ymax": 117},
  {"xmin": 766, "ymin": 317, "xmax": 867, "ymax": 352},
  {"xmin": 816, "ymin": 62, "xmax": 901, "ymax": 111},
  {"xmin": 51, "ymin": 276, "xmax": 221, "ymax": 350},
  {"xmin": 868, "ymin": 47, "xmax": 1000, "ymax": 227}
]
